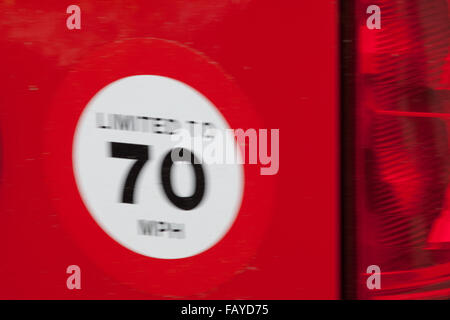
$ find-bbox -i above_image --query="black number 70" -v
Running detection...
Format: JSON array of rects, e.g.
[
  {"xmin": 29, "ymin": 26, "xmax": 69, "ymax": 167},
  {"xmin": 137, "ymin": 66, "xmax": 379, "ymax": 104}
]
[{"xmin": 109, "ymin": 142, "xmax": 205, "ymax": 210}]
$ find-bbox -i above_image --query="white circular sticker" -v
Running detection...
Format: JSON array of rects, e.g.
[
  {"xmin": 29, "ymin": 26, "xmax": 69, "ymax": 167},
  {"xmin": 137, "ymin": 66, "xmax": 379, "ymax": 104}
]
[{"xmin": 73, "ymin": 75, "xmax": 244, "ymax": 259}]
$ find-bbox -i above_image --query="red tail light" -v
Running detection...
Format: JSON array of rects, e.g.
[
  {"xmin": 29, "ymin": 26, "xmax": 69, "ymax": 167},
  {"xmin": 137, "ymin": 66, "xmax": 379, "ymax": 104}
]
[{"xmin": 354, "ymin": 0, "xmax": 450, "ymax": 299}]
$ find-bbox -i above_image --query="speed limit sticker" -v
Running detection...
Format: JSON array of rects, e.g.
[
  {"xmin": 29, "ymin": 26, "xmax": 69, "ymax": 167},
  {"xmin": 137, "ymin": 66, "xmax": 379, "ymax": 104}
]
[
  {"xmin": 73, "ymin": 75, "xmax": 244, "ymax": 259},
  {"xmin": 44, "ymin": 38, "xmax": 273, "ymax": 295}
]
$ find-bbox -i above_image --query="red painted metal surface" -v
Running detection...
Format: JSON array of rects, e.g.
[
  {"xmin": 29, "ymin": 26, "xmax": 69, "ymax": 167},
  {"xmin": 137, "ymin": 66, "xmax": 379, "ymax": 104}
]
[{"xmin": 0, "ymin": 1, "xmax": 338, "ymax": 299}]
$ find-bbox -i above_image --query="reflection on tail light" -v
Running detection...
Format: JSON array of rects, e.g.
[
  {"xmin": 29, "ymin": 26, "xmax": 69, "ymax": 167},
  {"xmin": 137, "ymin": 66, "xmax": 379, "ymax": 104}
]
[{"xmin": 355, "ymin": 0, "xmax": 450, "ymax": 299}]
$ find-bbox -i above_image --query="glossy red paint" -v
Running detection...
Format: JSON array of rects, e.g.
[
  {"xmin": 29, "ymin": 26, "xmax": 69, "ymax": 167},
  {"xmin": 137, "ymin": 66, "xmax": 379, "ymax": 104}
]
[{"xmin": 0, "ymin": 1, "xmax": 338, "ymax": 299}]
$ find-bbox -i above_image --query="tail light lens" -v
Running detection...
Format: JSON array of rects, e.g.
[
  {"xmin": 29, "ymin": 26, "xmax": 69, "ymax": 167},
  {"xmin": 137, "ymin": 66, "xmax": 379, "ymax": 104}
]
[{"xmin": 355, "ymin": 0, "xmax": 450, "ymax": 299}]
